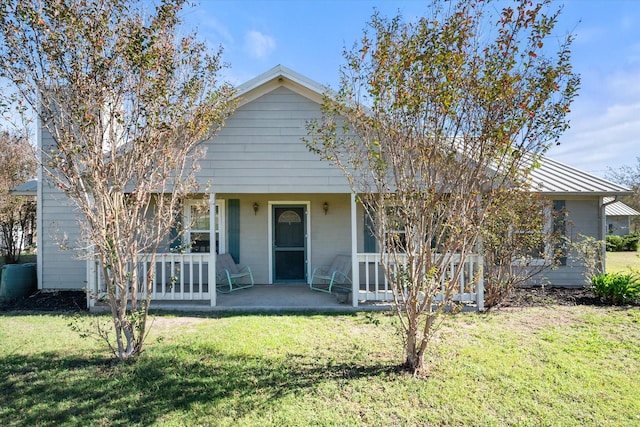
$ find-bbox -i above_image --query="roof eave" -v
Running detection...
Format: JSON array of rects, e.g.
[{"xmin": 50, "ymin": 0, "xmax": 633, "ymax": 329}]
[
  {"xmin": 233, "ymin": 64, "xmax": 331, "ymax": 107},
  {"xmin": 535, "ymin": 190, "xmax": 634, "ymax": 197}
]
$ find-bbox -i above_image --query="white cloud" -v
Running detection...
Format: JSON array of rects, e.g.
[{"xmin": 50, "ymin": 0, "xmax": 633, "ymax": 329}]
[
  {"xmin": 551, "ymin": 101, "xmax": 640, "ymax": 175},
  {"xmin": 572, "ymin": 25, "xmax": 603, "ymax": 46},
  {"xmin": 243, "ymin": 30, "xmax": 276, "ymax": 59},
  {"xmin": 204, "ymin": 17, "xmax": 234, "ymax": 45},
  {"xmin": 626, "ymin": 42, "xmax": 640, "ymax": 65},
  {"xmin": 179, "ymin": 9, "xmax": 234, "ymax": 49},
  {"xmin": 608, "ymin": 71, "xmax": 640, "ymax": 102}
]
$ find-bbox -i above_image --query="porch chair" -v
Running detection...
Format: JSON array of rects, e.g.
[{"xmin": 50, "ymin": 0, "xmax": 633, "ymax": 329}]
[
  {"xmin": 309, "ymin": 254, "xmax": 352, "ymax": 294},
  {"xmin": 216, "ymin": 253, "xmax": 254, "ymax": 293}
]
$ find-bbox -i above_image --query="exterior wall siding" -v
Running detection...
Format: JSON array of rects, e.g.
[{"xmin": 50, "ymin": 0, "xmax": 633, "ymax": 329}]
[
  {"xmin": 534, "ymin": 198, "xmax": 601, "ymax": 287},
  {"xmin": 39, "ymin": 128, "xmax": 86, "ymax": 290},
  {"xmin": 199, "ymin": 86, "xmax": 350, "ymax": 194},
  {"xmin": 607, "ymin": 216, "xmax": 631, "ymax": 236}
]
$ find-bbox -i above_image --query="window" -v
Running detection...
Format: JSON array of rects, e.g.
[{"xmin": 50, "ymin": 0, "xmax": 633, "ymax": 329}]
[
  {"xmin": 383, "ymin": 206, "xmax": 407, "ymax": 253},
  {"xmin": 511, "ymin": 203, "xmax": 550, "ymax": 264},
  {"xmin": 512, "ymin": 200, "xmax": 567, "ymax": 266},
  {"xmin": 370, "ymin": 205, "xmax": 439, "ymax": 253},
  {"xmin": 184, "ymin": 199, "xmax": 225, "ymax": 254}
]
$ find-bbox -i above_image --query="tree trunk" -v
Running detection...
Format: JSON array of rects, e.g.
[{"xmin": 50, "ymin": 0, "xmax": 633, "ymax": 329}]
[{"xmin": 404, "ymin": 324, "xmax": 425, "ymax": 375}]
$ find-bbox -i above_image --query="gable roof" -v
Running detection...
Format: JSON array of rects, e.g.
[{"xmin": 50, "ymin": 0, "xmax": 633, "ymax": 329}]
[
  {"xmin": 9, "ymin": 179, "xmax": 37, "ymax": 196},
  {"xmin": 234, "ymin": 64, "xmax": 329, "ymax": 107},
  {"xmin": 232, "ymin": 66, "xmax": 631, "ymax": 198},
  {"xmin": 604, "ymin": 197, "xmax": 640, "ymax": 216}
]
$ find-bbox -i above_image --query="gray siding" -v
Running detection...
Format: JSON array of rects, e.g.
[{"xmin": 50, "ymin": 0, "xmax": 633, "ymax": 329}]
[
  {"xmin": 200, "ymin": 87, "xmax": 350, "ymax": 194},
  {"xmin": 607, "ymin": 216, "xmax": 631, "ymax": 236},
  {"xmin": 215, "ymin": 194, "xmax": 351, "ymax": 284},
  {"xmin": 535, "ymin": 197, "xmax": 601, "ymax": 287},
  {"xmin": 39, "ymin": 128, "xmax": 86, "ymax": 290}
]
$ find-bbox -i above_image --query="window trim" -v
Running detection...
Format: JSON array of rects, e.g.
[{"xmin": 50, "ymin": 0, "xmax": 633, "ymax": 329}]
[
  {"xmin": 511, "ymin": 203, "xmax": 554, "ymax": 266},
  {"xmin": 183, "ymin": 199, "xmax": 225, "ymax": 254}
]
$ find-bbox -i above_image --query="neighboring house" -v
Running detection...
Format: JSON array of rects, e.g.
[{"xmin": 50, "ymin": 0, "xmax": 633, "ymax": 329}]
[
  {"xmin": 604, "ymin": 197, "xmax": 639, "ymax": 236},
  {"xmin": 36, "ymin": 65, "xmax": 631, "ymax": 309},
  {"xmin": 5, "ymin": 179, "xmax": 37, "ymax": 252}
]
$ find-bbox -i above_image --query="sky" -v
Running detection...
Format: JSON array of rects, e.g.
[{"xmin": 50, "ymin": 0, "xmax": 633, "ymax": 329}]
[{"xmin": 179, "ymin": 0, "xmax": 640, "ymax": 180}]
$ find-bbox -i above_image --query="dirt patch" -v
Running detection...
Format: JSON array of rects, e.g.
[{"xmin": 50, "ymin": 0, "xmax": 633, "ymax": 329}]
[{"xmin": 150, "ymin": 316, "xmax": 207, "ymax": 329}]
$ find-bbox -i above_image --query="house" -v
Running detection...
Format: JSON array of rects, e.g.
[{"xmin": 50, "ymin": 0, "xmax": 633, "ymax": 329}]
[
  {"xmin": 604, "ymin": 197, "xmax": 639, "ymax": 236},
  {"xmin": 35, "ymin": 65, "xmax": 631, "ymax": 310}
]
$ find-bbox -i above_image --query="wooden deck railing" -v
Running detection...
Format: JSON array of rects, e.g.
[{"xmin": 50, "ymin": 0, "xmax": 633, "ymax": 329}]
[
  {"xmin": 355, "ymin": 253, "xmax": 484, "ymax": 310},
  {"xmin": 87, "ymin": 253, "xmax": 214, "ymax": 308}
]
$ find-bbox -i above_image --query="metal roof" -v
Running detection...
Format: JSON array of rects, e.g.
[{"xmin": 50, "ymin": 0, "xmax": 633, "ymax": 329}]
[
  {"xmin": 604, "ymin": 197, "xmax": 640, "ymax": 216},
  {"xmin": 9, "ymin": 179, "xmax": 37, "ymax": 196},
  {"xmin": 234, "ymin": 67, "xmax": 632, "ymax": 199},
  {"xmin": 527, "ymin": 156, "xmax": 632, "ymax": 196}
]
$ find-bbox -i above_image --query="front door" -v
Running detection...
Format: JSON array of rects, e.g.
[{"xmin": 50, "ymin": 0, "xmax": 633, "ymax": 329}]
[{"xmin": 273, "ymin": 206, "xmax": 306, "ymax": 282}]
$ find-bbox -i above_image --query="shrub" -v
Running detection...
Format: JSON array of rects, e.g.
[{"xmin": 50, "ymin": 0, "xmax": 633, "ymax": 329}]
[
  {"xmin": 606, "ymin": 235, "xmax": 624, "ymax": 252},
  {"xmin": 590, "ymin": 272, "xmax": 640, "ymax": 304},
  {"xmin": 569, "ymin": 235, "xmax": 604, "ymax": 285},
  {"xmin": 606, "ymin": 233, "xmax": 640, "ymax": 252},
  {"xmin": 622, "ymin": 233, "xmax": 639, "ymax": 251}
]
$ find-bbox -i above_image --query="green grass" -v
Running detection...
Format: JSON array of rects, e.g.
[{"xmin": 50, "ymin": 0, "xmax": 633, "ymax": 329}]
[
  {"xmin": 1, "ymin": 307, "xmax": 639, "ymax": 426},
  {"xmin": 607, "ymin": 250, "xmax": 640, "ymax": 273}
]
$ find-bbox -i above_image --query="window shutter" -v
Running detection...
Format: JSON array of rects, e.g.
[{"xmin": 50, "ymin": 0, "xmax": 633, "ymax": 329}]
[
  {"xmin": 364, "ymin": 211, "xmax": 376, "ymax": 253},
  {"xmin": 169, "ymin": 211, "xmax": 182, "ymax": 251},
  {"xmin": 553, "ymin": 200, "xmax": 567, "ymax": 266},
  {"xmin": 228, "ymin": 199, "xmax": 240, "ymax": 263}
]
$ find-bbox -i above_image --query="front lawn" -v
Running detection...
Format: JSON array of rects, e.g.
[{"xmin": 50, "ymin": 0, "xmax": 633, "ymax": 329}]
[
  {"xmin": 1, "ymin": 307, "xmax": 639, "ymax": 426},
  {"xmin": 606, "ymin": 250, "xmax": 640, "ymax": 273}
]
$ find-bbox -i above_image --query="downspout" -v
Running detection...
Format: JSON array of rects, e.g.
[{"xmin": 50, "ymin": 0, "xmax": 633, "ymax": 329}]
[{"xmin": 600, "ymin": 196, "xmax": 619, "ymax": 273}]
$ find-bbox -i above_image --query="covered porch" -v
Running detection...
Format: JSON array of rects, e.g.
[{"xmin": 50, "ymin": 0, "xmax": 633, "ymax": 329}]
[
  {"xmin": 86, "ymin": 253, "xmax": 484, "ymax": 312},
  {"xmin": 86, "ymin": 194, "xmax": 485, "ymax": 311}
]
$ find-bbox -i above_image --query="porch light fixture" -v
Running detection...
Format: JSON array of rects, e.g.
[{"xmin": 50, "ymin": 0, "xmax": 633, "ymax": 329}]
[
  {"xmin": 253, "ymin": 202, "xmax": 259, "ymax": 215},
  {"xmin": 323, "ymin": 202, "xmax": 329, "ymax": 215}
]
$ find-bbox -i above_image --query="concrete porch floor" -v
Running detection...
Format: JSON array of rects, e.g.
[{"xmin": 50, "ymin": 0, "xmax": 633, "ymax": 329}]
[
  {"xmin": 216, "ymin": 283, "xmax": 394, "ymax": 312},
  {"xmin": 146, "ymin": 283, "xmax": 393, "ymax": 313}
]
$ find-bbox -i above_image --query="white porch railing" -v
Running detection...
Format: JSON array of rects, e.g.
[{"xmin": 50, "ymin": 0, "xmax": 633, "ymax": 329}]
[
  {"xmin": 86, "ymin": 251, "xmax": 484, "ymax": 310},
  {"xmin": 87, "ymin": 253, "xmax": 214, "ymax": 308},
  {"xmin": 355, "ymin": 253, "xmax": 484, "ymax": 310}
]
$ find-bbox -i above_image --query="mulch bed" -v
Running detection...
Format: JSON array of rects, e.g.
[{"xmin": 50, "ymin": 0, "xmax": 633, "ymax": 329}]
[
  {"xmin": 494, "ymin": 286, "xmax": 605, "ymax": 308},
  {"xmin": 0, "ymin": 287, "xmax": 636, "ymax": 313},
  {"xmin": 0, "ymin": 290, "xmax": 88, "ymax": 312}
]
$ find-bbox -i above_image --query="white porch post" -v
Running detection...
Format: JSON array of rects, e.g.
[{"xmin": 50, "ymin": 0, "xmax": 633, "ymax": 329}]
[
  {"xmin": 477, "ymin": 255, "xmax": 484, "ymax": 311},
  {"xmin": 86, "ymin": 256, "xmax": 95, "ymax": 309},
  {"xmin": 476, "ymin": 193, "xmax": 485, "ymax": 311},
  {"xmin": 209, "ymin": 192, "xmax": 216, "ymax": 307},
  {"xmin": 351, "ymin": 193, "xmax": 359, "ymax": 307}
]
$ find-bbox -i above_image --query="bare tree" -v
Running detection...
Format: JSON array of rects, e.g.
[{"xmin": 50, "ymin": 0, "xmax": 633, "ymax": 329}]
[
  {"xmin": 481, "ymin": 189, "xmax": 564, "ymax": 307},
  {"xmin": 307, "ymin": 0, "xmax": 578, "ymax": 374},
  {"xmin": 606, "ymin": 157, "xmax": 640, "ymax": 233},
  {"xmin": 0, "ymin": 130, "xmax": 37, "ymax": 264},
  {"xmin": 0, "ymin": 0, "xmax": 235, "ymax": 360}
]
